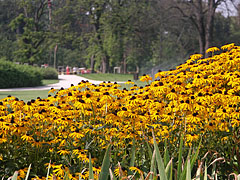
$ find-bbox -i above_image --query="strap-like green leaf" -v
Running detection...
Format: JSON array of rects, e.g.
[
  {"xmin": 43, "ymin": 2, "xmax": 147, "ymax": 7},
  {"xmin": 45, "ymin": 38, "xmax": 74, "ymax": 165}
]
[
  {"xmin": 25, "ymin": 164, "xmax": 31, "ymax": 180},
  {"xmin": 89, "ymin": 153, "xmax": 94, "ymax": 180},
  {"xmin": 164, "ymin": 139, "xmax": 170, "ymax": 167},
  {"xmin": 186, "ymin": 159, "xmax": 191, "ymax": 180},
  {"xmin": 180, "ymin": 146, "xmax": 192, "ymax": 180},
  {"xmin": 46, "ymin": 160, "xmax": 51, "ymax": 180},
  {"xmin": 12, "ymin": 171, "xmax": 18, "ymax": 180},
  {"xmin": 130, "ymin": 138, "xmax": 136, "ymax": 169},
  {"xmin": 99, "ymin": 145, "xmax": 111, "ymax": 180},
  {"xmin": 177, "ymin": 135, "xmax": 184, "ymax": 180},
  {"xmin": 190, "ymin": 137, "xmax": 202, "ymax": 170},
  {"xmin": 152, "ymin": 130, "xmax": 167, "ymax": 180},
  {"xmin": 204, "ymin": 162, "xmax": 207, "ymax": 180},
  {"xmin": 149, "ymin": 150, "xmax": 156, "ymax": 180}
]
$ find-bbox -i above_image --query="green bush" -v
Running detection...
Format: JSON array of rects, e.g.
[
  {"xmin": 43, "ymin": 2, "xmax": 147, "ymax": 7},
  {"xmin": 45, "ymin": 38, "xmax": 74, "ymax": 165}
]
[
  {"xmin": 40, "ymin": 67, "xmax": 58, "ymax": 79},
  {"xmin": 0, "ymin": 59, "xmax": 43, "ymax": 88}
]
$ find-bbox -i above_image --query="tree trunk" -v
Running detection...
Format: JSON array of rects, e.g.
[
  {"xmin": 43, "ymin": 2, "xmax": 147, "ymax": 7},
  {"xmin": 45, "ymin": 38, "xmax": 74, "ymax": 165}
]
[
  {"xmin": 90, "ymin": 55, "xmax": 95, "ymax": 73},
  {"xmin": 195, "ymin": 0, "xmax": 206, "ymax": 56},
  {"xmin": 123, "ymin": 53, "xmax": 127, "ymax": 74},
  {"xmin": 205, "ymin": 0, "xmax": 215, "ymax": 57},
  {"xmin": 101, "ymin": 55, "xmax": 109, "ymax": 73}
]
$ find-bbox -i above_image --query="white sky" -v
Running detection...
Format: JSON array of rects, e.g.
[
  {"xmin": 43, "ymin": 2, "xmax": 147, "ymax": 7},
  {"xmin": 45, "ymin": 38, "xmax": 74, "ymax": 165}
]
[{"xmin": 217, "ymin": 0, "xmax": 240, "ymax": 17}]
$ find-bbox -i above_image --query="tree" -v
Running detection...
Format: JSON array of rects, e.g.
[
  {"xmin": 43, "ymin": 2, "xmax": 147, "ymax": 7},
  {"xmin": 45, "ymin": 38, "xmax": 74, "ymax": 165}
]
[
  {"xmin": 9, "ymin": 0, "xmax": 48, "ymax": 64},
  {"xmin": 173, "ymin": 0, "xmax": 229, "ymax": 56}
]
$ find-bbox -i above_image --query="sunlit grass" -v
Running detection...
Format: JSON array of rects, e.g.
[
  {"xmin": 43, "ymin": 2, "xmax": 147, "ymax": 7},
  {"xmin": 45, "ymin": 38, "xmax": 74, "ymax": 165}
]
[
  {"xmin": 42, "ymin": 79, "xmax": 59, "ymax": 85},
  {"xmin": 79, "ymin": 73, "xmax": 139, "ymax": 82},
  {"xmin": 0, "ymin": 90, "xmax": 50, "ymax": 102}
]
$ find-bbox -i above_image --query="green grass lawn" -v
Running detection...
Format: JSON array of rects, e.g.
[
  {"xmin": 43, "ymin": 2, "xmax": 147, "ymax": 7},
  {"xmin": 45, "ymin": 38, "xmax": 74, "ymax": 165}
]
[
  {"xmin": 79, "ymin": 73, "xmax": 137, "ymax": 82},
  {"xmin": 0, "ymin": 90, "xmax": 50, "ymax": 102},
  {"xmin": 0, "ymin": 79, "xmax": 58, "ymax": 102},
  {"xmin": 42, "ymin": 79, "xmax": 59, "ymax": 85},
  {"xmin": 79, "ymin": 73, "xmax": 147, "ymax": 86}
]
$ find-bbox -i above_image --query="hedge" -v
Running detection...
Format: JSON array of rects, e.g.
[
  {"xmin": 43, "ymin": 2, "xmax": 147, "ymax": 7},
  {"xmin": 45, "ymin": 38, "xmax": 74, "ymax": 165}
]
[
  {"xmin": 0, "ymin": 60, "xmax": 43, "ymax": 88},
  {"xmin": 40, "ymin": 67, "xmax": 58, "ymax": 79}
]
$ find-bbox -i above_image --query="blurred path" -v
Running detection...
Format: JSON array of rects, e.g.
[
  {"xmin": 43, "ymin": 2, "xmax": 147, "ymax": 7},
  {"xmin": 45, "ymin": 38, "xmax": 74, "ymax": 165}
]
[{"xmin": 0, "ymin": 75, "xmax": 121, "ymax": 92}]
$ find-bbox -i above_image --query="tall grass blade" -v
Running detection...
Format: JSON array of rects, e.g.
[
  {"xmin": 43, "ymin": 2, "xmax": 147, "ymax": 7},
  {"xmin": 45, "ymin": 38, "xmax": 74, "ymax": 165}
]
[
  {"xmin": 169, "ymin": 159, "xmax": 173, "ymax": 180},
  {"xmin": 46, "ymin": 160, "xmax": 51, "ymax": 180},
  {"xmin": 164, "ymin": 139, "xmax": 170, "ymax": 167},
  {"xmin": 99, "ymin": 145, "xmax": 111, "ymax": 180},
  {"xmin": 152, "ymin": 130, "xmax": 167, "ymax": 180},
  {"xmin": 63, "ymin": 171, "xmax": 69, "ymax": 180},
  {"xmin": 165, "ymin": 158, "xmax": 172, "ymax": 176},
  {"xmin": 25, "ymin": 164, "xmax": 31, "ymax": 180},
  {"xmin": 149, "ymin": 150, "xmax": 156, "ymax": 180},
  {"xmin": 145, "ymin": 139, "xmax": 153, "ymax": 160},
  {"xmin": 109, "ymin": 168, "xmax": 116, "ymax": 180},
  {"xmin": 195, "ymin": 162, "xmax": 202, "ymax": 180},
  {"xmin": 130, "ymin": 138, "xmax": 136, "ymax": 168},
  {"xmin": 79, "ymin": 174, "xmax": 82, "ymax": 180},
  {"xmin": 204, "ymin": 162, "xmax": 207, "ymax": 180},
  {"xmin": 11, "ymin": 171, "xmax": 18, "ymax": 180},
  {"xmin": 89, "ymin": 153, "xmax": 94, "ymax": 180},
  {"xmin": 145, "ymin": 172, "xmax": 153, "ymax": 180},
  {"xmin": 180, "ymin": 146, "xmax": 192, "ymax": 180},
  {"xmin": 186, "ymin": 159, "xmax": 191, "ymax": 180},
  {"xmin": 177, "ymin": 135, "xmax": 184, "ymax": 180},
  {"xmin": 190, "ymin": 137, "xmax": 202, "ymax": 170}
]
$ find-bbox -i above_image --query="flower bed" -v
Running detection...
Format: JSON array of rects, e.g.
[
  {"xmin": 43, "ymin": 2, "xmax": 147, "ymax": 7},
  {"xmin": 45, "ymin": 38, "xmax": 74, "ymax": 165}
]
[{"xmin": 1, "ymin": 43, "xmax": 240, "ymax": 179}]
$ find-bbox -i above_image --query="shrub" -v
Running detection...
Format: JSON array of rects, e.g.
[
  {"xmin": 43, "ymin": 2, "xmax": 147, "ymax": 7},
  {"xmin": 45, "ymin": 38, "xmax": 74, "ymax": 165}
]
[
  {"xmin": 40, "ymin": 67, "xmax": 58, "ymax": 79},
  {"xmin": 0, "ymin": 59, "xmax": 43, "ymax": 88}
]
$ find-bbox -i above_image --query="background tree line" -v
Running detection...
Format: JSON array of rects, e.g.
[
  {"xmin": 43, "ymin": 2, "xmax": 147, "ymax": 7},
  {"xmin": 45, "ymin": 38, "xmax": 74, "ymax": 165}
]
[{"xmin": 0, "ymin": 0, "xmax": 240, "ymax": 74}]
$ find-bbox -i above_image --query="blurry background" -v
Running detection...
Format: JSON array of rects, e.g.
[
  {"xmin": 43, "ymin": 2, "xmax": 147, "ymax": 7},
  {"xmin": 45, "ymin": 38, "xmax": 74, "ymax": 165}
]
[{"xmin": 0, "ymin": 0, "xmax": 240, "ymax": 75}]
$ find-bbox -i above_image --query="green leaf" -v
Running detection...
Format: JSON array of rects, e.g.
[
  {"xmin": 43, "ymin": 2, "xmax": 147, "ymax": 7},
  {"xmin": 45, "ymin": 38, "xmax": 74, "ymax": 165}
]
[
  {"xmin": 169, "ymin": 160, "xmax": 173, "ymax": 180},
  {"xmin": 164, "ymin": 139, "xmax": 171, "ymax": 179},
  {"xmin": 180, "ymin": 146, "xmax": 192, "ymax": 180},
  {"xmin": 25, "ymin": 164, "xmax": 31, "ymax": 180},
  {"xmin": 165, "ymin": 158, "xmax": 172, "ymax": 177},
  {"xmin": 164, "ymin": 139, "xmax": 170, "ymax": 167},
  {"xmin": 190, "ymin": 137, "xmax": 202, "ymax": 170},
  {"xmin": 204, "ymin": 162, "xmax": 207, "ymax": 180},
  {"xmin": 180, "ymin": 138, "xmax": 202, "ymax": 180},
  {"xmin": 186, "ymin": 159, "xmax": 191, "ymax": 180},
  {"xmin": 130, "ymin": 138, "xmax": 136, "ymax": 170},
  {"xmin": 195, "ymin": 163, "xmax": 201, "ymax": 180},
  {"xmin": 63, "ymin": 171, "xmax": 70, "ymax": 180},
  {"xmin": 149, "ymin": 150, "xmax": 156, "ymax": 180},
  {"xmin": 152, "ymin": 130, "xmax": 167, "ymax": 180},
  {"xmin": 12, "ymin": 171, "xmax": 18, "ymax": 180},
  {"xmin": 98, "ymin": 145, "xmax": 111, "ymax": 180},
  {"xmin": 109, "ymin": 168, "xmax": 117, "ymax": 180},
  {"xmin": 46, "ymin": 160, "xmax": 51, "ymax": 180},
  {"xmin": 89, "ymin": 153, "xmax": 94, "ymax": 180},
  {"xmin": 177, "ymin": 135, "xmax": 184, "ymax": 180},
  {"xmin": 145, "ymin": 137, "xmax": 153, "ymax": 161}
]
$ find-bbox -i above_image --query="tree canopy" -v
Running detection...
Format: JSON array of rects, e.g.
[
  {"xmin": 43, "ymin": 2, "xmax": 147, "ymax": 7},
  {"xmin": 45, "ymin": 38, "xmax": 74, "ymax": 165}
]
[{"xmin": 0, "ymin": 0, "xmax": 240, "ymax": 73}]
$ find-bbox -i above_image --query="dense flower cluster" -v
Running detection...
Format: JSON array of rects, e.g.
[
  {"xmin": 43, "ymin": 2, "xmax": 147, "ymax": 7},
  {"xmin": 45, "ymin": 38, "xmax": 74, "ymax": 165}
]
[{"xmin": 1, "ymin": 43, "xmax": 240, "ymax": 178}]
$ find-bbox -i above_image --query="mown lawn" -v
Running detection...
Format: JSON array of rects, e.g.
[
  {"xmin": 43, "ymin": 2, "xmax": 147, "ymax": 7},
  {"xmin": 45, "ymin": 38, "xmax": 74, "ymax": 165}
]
[
  {"xmin": 79, "ymin": 73, "xmax": 147, "ymax": 88},
  {"xmin": 42, "ymin": 79, "xmax": 59, "ymax": 85},
  {"xmin": 79, "ymin": 73, "xmax": 138, "ymax": 82},
  {"xmin": 0, "ymin": 79, "xmax": 58, "ymax": 101},
  {"xmin": 0, "ymin": 90, "xmax": 50, "ymax": 102}
]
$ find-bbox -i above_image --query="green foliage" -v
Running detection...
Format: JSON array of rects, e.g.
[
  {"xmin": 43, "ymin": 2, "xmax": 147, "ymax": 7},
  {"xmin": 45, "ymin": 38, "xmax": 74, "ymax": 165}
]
[
  {"xmin": 40, "ymin": 67, "xmax": 58, "ymax": 80},
  {"xmin": 0, "ymin": 59, "xmax": 43, "ymax": 88},
  {"xmin": 1, "ymin": 0, "xmax": 240, "ymax": 73}
]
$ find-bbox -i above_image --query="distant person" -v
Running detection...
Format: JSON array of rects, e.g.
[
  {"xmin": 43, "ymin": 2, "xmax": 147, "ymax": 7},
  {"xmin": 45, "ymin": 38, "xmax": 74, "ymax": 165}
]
[
  {"xmin": 73, "ymin": 67, "xmax": 77, "ymax": 74},
  {"xmin": 66, "ymin": 66, "xmax": 70, "ymax": 75}
]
